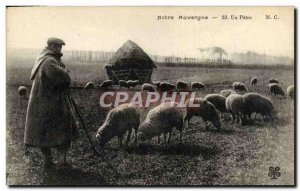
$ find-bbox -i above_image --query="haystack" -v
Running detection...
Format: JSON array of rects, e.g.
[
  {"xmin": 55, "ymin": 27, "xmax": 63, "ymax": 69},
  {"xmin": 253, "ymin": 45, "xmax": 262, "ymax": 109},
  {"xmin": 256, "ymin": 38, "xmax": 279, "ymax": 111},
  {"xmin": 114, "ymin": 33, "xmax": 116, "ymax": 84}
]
[{"xmin": 104, "ymin": 40, "xmax": 156, "ymax": 84}]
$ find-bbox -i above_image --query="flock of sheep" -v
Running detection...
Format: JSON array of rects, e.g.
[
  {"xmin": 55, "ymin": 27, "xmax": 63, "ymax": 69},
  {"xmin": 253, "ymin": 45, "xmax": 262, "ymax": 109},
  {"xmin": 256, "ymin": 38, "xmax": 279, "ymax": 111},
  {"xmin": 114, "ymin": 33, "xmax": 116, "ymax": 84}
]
[
  {"xmin": 17, "ymin": 77, "xmax": 294, "ymax": 149},
  {"xmin": 93, "ymin": 77, "xmax": 294, "ymax": 148},
  {"xmin": 83, "ymin": 77, "xmax": 293, "ymax": 99},
  {"xmin": 83, "ymin": 79, "xmax": 205, "ymax": 92}
]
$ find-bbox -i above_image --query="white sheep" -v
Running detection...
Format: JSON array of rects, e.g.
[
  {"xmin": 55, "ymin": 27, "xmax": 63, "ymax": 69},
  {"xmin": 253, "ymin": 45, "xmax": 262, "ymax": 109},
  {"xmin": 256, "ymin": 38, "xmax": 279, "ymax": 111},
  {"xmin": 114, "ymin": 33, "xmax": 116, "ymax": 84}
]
[
  {"xmin": 96, "ymin": 103, "xmax": 140, "ymax": 147},
  {"xmin": 225, "ymin": 94, "xmax": 248, "ymax": 125},
  {"xmin": 137, "ymin": 102, "xmax": 184, "ymax": 143},
  {"xmin": 220, "ymin": 89, "xmax": 236, "ymax": 98},
  {"xmin": 287, "ymin": 85, "xmax": 294, "ymax": 99}
]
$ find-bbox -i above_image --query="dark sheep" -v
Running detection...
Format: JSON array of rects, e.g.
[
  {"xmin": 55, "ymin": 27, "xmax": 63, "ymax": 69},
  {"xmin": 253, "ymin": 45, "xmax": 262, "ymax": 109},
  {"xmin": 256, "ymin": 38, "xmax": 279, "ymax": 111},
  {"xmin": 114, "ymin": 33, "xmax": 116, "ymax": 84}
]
[
  {"xmin": 99, "ymin": 80, "xmax": 113, "ymax": 88},
  {"xmin": 176, "ymin": 81, "xmax": 189, "ymax": 91},
  {"xmin": 142, "ymin": 83, "xmax": 156, "ymax": 92},
  {"xmin": 84, "ymin": 82, "xmax": 94, "ymax": 89},
  {"xmin": 232, "ymin": 82, "xmax": 248, "ymax": 92},
  {"xmin": 191, "ymin": 82, "xmax": 205, "ymax": 90},
  {"xmin": 153, "ymin": 82, "xmax": 161, "ymax": 87},
  {"xmin": 242, "ymin": 93, "xmax": 276, "ymax": 122},
  {"xmin": 119, "ymin": 80, "xmax": 129, "ymax": 88},
  {"xmin": 184, "ymin": 98, "xmax": 221, "ymax": 130},
  {"xmin": 127, "ymin": 80, "xmax": 139, "ymax": 88},
  {"xmin": 155, "ymin": 82, "xmax": 161, "ymax": 90},
  {"xmin": 204, "ymin": 94, "xmax": 228, "ymax": 116},
  {"xmin": 268, "ymin": 83, "xmax": 285, "ymax": 97},
  {"xmin": 18, "ymin": 86, "xmax": 27, "ymax": 97},
  {"xmin": 269, "ymin": 79, "xmax": 279, "ymax": 84},
  {"xmin": 157, "ymin": 82, "xmax": 176, "ymax": 92},
  {"xmin": 251, "ymin": 77, "xmax": 258, "ymax": 86}
]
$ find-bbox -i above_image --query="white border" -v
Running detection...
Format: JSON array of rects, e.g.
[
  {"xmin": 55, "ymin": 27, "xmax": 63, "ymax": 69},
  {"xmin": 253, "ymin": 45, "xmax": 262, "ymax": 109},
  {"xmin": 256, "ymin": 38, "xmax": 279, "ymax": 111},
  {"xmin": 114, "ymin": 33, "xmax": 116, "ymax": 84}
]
[{"xmin": 0, "ymin": 0, "xmax": 298, "ymax": 191}]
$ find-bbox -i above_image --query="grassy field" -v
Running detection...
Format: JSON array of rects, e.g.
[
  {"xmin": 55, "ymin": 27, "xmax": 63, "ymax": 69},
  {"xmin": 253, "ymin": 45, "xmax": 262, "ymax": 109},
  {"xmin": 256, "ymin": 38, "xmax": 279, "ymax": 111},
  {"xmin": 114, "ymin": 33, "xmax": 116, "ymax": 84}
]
[{"xmin": 6, "ymin": 59, "xmax": 295, "ymax": 185}]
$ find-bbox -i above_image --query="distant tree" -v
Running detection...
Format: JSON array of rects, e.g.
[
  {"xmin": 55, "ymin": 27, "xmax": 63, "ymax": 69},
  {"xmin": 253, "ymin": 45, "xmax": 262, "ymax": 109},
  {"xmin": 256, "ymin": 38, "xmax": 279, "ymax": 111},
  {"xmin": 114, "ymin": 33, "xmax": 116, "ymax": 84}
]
[
  {"xmin": 212, "ymin": 47, "xmax": 227, "ymax": 63},
  {"xmin": 197, "ymin": 46, "xmax": 228, "ymax": 63}
]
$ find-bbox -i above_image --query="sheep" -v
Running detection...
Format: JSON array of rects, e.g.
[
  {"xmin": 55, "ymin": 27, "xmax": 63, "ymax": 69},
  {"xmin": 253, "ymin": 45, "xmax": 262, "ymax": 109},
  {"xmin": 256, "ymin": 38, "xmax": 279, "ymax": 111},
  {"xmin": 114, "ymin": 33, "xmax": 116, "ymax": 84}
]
[
  {"xmin": 99, "ymin": 80, "xmax": 113, "ymax": 89},
  {"xmin": 155, "ymin": 82, "xmax": 161, "ymax": 89},
  {"xmin": 157, "ymin": 82, "xmax": 176, "ymax": 92},
  {"xmin": 18, "ymin": 86, "xmax": 27, "ymax": 97},
  {"xmin": 176, "ymin": 81, "xmax": 189, "ymax": 91},
  {"xmin": 220, "ymin": 89, "xmax": 236, "ymax": 98},
  {"xmin": 269, "ymin": 79, "xmax": 279, "ymax": 84},
  {"xmin": 96, "ymin": 103, "xmax": 140, "ymax": 147},
  {"xmin": 119, "ymin": 80, "xmax": 129, "ymax": 88},
  {"xmin": 127, "ymin": 80, "xmax": 134, "ymax": 88},
  {"xmin": 242, "ymin": 93, "xmax": 276, "ymax": 122},
  {"xmin": 268, "ymin": 83, "xmax": 285, "ymax": 97},
  {"xmin": 225, "ymin": 94, "xmax": 248, "ymax": 125},
  {"xmin": 232, "ymin": 82, "xmax": 248, "ymax": 92},
  {"xmin": 204, "ymin": 94, "xmax": 227, "ymax": 118},
  {"xmin": 251, "ymin": 77, "xmax": 258, "ymax": 86},
  {"xmin": 287, "ymin": 85, "xmax": 294, "ymax": 99},
  {"xmin": 137, "ymin": 102, "xmax": 184, "ymax": 143},
  {"xmin": 191, "ymin": 82, "xmax": 205, "ymax": 90},
  {"xmin": 127, "ymin": 80, "xmax": 139, "ymax": 88},
  {"xmin": 153, "ymin": 82, "xmax": 161, "ymax": 91},
  {"xmin": 223, "ymin": 80, "xmax": 230, "ymax": 85},
  {"xmin": 153, "ymin": 82, "xmax": 161, "ymax": 87},
  {"xmin": 184, "ymin": 98, "xmax": 221, "ymax": 130},
  {"xmin": 142, "ymin": 83, "xmax": 156, "ymax": 92},
  {"xmin": 84, "ymin": 82, "xmax": 94, "ymax": 89}
]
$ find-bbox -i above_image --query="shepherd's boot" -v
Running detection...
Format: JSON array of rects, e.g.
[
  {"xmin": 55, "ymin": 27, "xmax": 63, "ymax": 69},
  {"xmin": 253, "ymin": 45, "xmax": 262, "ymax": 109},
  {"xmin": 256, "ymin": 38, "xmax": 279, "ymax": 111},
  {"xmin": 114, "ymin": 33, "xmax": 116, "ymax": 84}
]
[
  {"xmin": 40, "ymin": 147, "xmax": 55, "ymax": 169},
  {"xmin": 57, "ymin": 144, "xmax": 72, "ymax": 169}
]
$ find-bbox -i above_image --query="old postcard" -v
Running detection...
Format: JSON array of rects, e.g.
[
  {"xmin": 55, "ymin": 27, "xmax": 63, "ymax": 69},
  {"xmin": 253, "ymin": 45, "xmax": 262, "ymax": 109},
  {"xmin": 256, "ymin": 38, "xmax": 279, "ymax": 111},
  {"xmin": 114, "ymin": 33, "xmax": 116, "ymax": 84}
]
[{"xmin": 6, "ymin": 6, "xmax": 295, "ymax": 186}]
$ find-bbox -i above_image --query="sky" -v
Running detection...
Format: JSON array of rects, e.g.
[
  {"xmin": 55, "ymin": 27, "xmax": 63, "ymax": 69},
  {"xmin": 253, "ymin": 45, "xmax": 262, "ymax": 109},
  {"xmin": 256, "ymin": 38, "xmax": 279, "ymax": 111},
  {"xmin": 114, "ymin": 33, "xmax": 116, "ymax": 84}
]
[{"xmin": 6, "ymin": 6, "xmax": 294, "ymax": 58}]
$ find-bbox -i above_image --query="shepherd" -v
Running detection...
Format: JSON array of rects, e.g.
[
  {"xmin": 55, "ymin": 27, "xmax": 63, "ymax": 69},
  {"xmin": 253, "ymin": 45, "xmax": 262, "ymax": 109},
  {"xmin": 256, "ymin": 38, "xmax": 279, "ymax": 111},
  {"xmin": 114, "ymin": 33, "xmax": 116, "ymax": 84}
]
[{"xmin": 24, "ymin": 37, "xmax": 79, "ymax": 169}]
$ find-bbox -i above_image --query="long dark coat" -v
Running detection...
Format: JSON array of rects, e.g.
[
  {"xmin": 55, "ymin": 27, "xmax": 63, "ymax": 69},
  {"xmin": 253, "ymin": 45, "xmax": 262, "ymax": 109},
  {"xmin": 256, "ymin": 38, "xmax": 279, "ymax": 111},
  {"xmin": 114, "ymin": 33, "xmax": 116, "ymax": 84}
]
[{"xmin": 24, "ymin": 49, "xmax": 79, "ymax": 148}]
